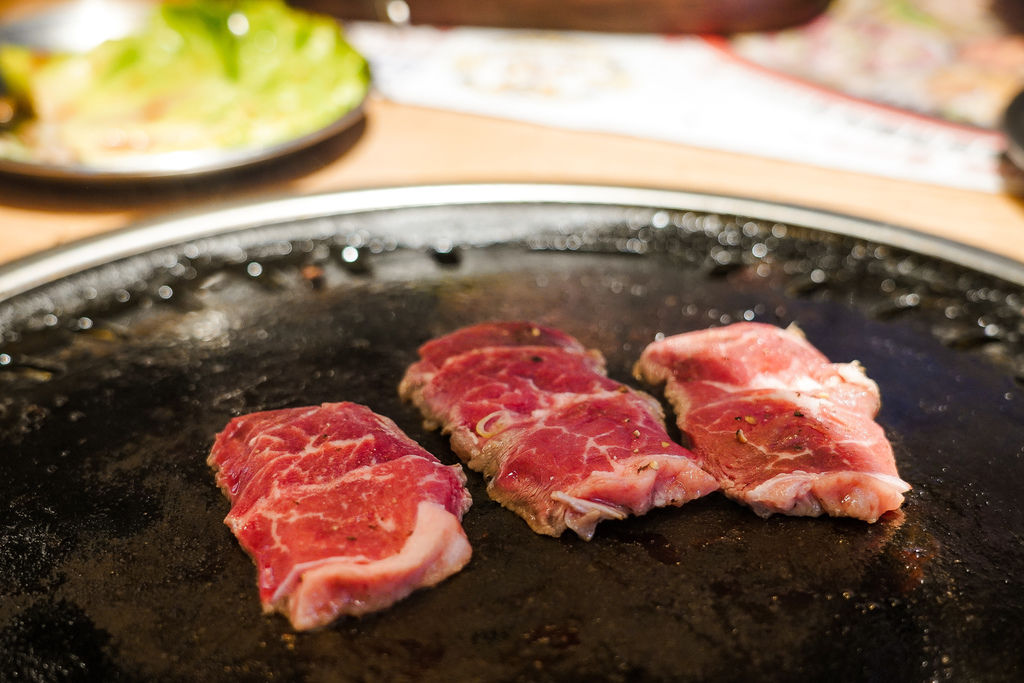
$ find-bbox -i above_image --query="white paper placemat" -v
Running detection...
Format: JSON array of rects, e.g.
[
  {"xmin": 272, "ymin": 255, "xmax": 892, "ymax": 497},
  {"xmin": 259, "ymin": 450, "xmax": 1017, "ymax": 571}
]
[{"xmin": 348, "ymin": 22, "xmax": 1009, "ymax": 192}]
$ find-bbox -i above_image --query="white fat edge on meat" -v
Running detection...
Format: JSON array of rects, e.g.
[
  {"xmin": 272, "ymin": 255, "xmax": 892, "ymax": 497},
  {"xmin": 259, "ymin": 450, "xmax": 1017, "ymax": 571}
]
[
  {"xmin": 777, "ymin": 325, "xmax": 881, "ymax": 399},
  {"xmin": 859, "ymin": 471, "xmax": 912, "ymax": 492},
  {"xmin": 551, "ymin": 455, "xmax": 715, "ymax": 509},
  {"xmin": 741, "ymin": 470, "xmax": 911, "ymax": 520},
  {"xmin": 548, "ymin": 462, "xmax": 658, "ymax": 512},
  {"xmin": 270, "ymin": 500, "xmax": 471, "ymax": 609},
  {"xmin": 783, "ymin": 322, "xmax": 806, "ymax": 339},
  {"xmin": 743, "ymin": 469, "xmax": 911, "ymax": 501},
  {"xmin": 548, "ymin": 452, "xmax": 719, "ymax": 540},
  {"xmin": 549, "ymin": 492, "xmax": 628, "ymax": 541},
  {"xmin": 834, "ymin": 360, "xmax": 880, "ymax": 394},
  {"xmin": 550, "ymin": 491, "xmax": 628, "ymax": 519}
]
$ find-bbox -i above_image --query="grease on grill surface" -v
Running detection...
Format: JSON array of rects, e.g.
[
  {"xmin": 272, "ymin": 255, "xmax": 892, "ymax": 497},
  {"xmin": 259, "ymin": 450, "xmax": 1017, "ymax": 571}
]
[
  {"xmin": 1, "ymin": 205, "xmax": 1023, "ymax": 681},
  {"xmin": 2, "ymin": 209, "xmax": 1021, "ymax": 384}
]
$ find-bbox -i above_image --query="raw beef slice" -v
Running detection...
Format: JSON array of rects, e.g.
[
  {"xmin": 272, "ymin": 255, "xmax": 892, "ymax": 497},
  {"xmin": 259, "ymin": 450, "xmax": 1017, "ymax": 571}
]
[
  {"xmin": 400, "ymin": 322, "xmax": 718, "ymax": 540},
  {"xmin": 208, "ymin": 402, "xmax": 472, "ymax": 630},
  {"xmin": 634, "ymin": 322, "xmax": 910, "ymax": 522}
]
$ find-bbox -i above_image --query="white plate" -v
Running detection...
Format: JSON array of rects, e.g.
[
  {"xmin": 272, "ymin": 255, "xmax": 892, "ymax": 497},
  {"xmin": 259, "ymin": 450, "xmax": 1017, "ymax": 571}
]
[{"xmin": 0, "ymin": 0, "xmax": 368, "ymax": 182}]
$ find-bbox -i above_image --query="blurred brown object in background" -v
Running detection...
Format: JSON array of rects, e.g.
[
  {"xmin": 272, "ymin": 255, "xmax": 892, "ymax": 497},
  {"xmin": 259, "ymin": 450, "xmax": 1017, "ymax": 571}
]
[
  {"xmin": 295, "ymin": 0, "xmax": 832, "ymax": 34},
  {"xmin": 993, "ymin": 0, "xmax": 1024, "ymax": 33}
]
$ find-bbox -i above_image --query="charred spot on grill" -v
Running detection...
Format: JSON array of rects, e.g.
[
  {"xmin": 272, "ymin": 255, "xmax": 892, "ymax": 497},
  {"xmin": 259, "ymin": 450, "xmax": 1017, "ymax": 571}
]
[
  {"xmin": 934, "ymin": 325, "xmax": 1002, "ymax": 351},
  {"xmin": 607, "ymin": 529, "xmax": 683, "ymax": 566},
  {"xmin": 359, "ymin": 637, "xmax": 446, "ymax": 674},
  {"xmin": 707, "ymin": 258, "xmax": 747, "ymax": 279},
  {"xmin": 300, "ymin": 264, "xmax": 326, "ymax": 290},
  {"xmin": 0, "ymin": 600, "xmax": 120, "ymax": 681},
  {"xmin": 785, "ymin": 272, "xmax": 832, "ymax": 296},
  {"xmin": 236, "ymin": 261, "xmax": 296, "ymax": 292},
  {"xmin": 870, "ymin": 291, "xmax": 924, "ymax": 319},
  {"xmin": 0, "ymin": 364, "xmax": 55, "ymax": 383},
  {"xmin": 0, "ymin": 352, "xmax": 67, "ymax": 381},
  {"xmin": 430, "ymin": 245, "xmax": 462, "ymax": 266},
  {"xmin": 522, "ymin": 622, "xmax": 582, "ymax": 651},
  {"xmin": 0, "ymin": 402, "xmax": 49, "ymax": 438},
  {"xmin": 76, "ymin": 325, "xmax": 124, "ymax": 342}
]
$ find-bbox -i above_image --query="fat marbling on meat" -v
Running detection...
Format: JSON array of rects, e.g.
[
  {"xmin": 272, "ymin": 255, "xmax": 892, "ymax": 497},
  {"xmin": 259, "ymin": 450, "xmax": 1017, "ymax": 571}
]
[
  {"xmin": 208, "ymin": 402, "xmax": 472, "ymax": 630},
  {"xmin": 634, "ymin": 322, "xmax": 910, "ymax": 522},
  {"xmin": 400, "ymin": 322, "xmax": 718, "ymax": 540}
]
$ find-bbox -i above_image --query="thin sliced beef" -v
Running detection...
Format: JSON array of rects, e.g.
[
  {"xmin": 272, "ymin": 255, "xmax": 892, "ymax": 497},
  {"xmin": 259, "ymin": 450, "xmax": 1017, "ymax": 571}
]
[
  {"xmin": 208, "ymin": 402, "xmax": 472, "ymax": 630},
  {"xmin": 400, "ymin": 322, "xmax": 718, "ymax": 540},
  {"xmin": 414, "ymin": 320, "xmax": 591, "ymax": 373},
  {"xmin": 634, "ymin": 322, "xmax": 910, "ymax": 522}
]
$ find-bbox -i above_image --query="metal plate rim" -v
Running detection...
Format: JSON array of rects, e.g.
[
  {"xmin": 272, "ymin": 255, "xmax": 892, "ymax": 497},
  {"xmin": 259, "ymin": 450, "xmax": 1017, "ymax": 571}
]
[
  {"xmin": 2, "ymin": 183, "xmax": 1023, "ymax": 303},
  {"xmin": 0, "ymin": 99, "xmax": 368, "ymax": 182}
]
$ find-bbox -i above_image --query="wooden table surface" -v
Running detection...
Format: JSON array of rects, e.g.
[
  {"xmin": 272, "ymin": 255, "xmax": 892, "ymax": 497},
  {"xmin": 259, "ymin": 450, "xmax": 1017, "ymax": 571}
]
[{"xmin": 2, "ymin": 96, "xmax": 1024, "ymax": 268}]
